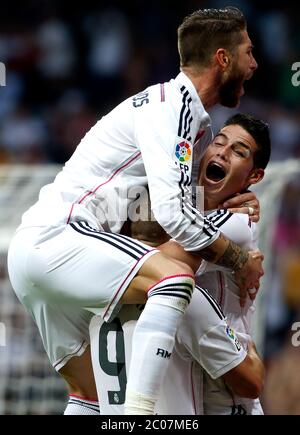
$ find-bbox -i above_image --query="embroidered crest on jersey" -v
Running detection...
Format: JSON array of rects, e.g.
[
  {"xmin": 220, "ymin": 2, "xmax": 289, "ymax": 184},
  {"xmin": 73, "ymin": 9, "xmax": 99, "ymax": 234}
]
[{"xmin": 175, "ymin": 141, "xmax": 192, "ymax": 163}]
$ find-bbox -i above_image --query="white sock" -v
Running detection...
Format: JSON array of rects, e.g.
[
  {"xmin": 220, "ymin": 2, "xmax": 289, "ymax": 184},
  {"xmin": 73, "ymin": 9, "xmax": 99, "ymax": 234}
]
[
  {"xmin": 64, "ymin": 395, "xmax": 100, "ymax": 415},
  {"xmin": 124, "ymin": 274, "xmax": 194, "ymax": 415}
]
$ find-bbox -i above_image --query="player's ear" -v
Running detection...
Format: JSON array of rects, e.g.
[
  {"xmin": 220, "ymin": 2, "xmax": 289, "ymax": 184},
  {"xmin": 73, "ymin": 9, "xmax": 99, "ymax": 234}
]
[
  {"xmin": 247, "ymin": 168, "xmax": 264, "ymax": 186},
  {"xmin": 215, "ymin": 48, "xmax": 230, "ymax": 70}
]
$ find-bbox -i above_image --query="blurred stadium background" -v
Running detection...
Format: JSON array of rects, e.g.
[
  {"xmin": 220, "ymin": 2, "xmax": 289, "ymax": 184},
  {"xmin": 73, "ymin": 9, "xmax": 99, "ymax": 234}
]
[{"xmin": 0, "ymin": 0, "xmax": 299, "ymax": 415}]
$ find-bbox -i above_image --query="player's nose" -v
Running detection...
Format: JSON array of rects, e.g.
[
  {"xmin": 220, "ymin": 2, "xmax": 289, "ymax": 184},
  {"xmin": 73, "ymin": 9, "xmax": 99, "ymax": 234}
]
[
  {"xmin": 217, "ymin": 146, "xmax": 230, "ymax": 161},
  {"xmin": 250, "ymin": 54, "xmax": 258, "ymax": 71}
]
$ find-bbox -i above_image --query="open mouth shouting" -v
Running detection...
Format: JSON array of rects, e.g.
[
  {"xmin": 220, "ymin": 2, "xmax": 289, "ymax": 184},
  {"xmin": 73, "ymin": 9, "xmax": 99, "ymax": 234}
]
[{"xmin": 205, "ymin": 161, "xmax": 227, "ymax": 183}]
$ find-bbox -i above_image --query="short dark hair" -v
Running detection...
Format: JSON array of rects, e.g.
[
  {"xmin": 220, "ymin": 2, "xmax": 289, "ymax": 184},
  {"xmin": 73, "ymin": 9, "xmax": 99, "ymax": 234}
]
[
  {"xmin": 224, "ymin": 113, "xmax": 271, "ymax": 169},
  {"xmin": 178, "ymin": 7, "xmax": 246, "ymax": 68}
]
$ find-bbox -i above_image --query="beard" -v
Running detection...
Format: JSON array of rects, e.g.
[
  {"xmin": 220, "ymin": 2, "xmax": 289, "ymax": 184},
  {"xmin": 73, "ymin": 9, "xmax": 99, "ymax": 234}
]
[{"xmin": 219, "ymin": 67, "xmax": 245, "ymax": 108}]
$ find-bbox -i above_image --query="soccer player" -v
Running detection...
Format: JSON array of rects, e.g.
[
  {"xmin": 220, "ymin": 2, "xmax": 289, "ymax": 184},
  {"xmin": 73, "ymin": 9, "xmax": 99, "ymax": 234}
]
[
  {"xmin": 95, "ymin": 113, "xmax": 268, "ymax": 415},
  {"xmin": 90, "ymin": 296, "xmax": 263, "ymax": 415},
  {"xmin": 173, "ymin": 113, "xmax": 270, "ymax": 414},
  {"xmin": 195, "ymin": 114, "xmax": 269, "ymax": 415},
  {"xmin": 7, "ymin": 7, "xmax": 262, "ymax": 415}
]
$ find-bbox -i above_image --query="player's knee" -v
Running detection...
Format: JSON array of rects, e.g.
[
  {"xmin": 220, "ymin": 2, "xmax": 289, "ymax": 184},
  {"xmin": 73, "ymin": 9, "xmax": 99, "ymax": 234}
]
[
  {"xmin": 144, "ymin": 252, "xmax": 195, "ymax": 282},
  {"xmin": 146, "ymin": 263, "xmax": 195, "ymax": 314},
  {"xmin": 145, "ymin": 258, "xmax": 195, "ymax": 295},
  {"xmin": 122, "ymin": 254, "xmax": 194, "ymax": 304},
  {"xmin": 166, "ymin": 259, "xmax": 195, "ymax": 279},
  {"xmin": 145, "ymin": 256, "xmax": 195, "ymax": 305}
]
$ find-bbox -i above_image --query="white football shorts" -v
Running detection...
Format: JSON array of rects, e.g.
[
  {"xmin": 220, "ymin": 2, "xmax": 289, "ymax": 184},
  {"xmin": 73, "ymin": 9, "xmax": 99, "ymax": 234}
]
[{"xmin": 7, "ymin": 221, "xmax": 158, "ymax": 371}]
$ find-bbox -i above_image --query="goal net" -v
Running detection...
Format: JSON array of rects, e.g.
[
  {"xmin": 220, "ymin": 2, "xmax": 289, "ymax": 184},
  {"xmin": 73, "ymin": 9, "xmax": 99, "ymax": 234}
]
[
  {"xmin": 0, "ymin": 165, "xmax": 67, "ymax": 415},
  {"xmin": 0, "ymin": 160, "xmax": 299, "ymax": 414},
  {"xmin": 252, "ymin": 159, "xmax": 300, "ymax": 355}
]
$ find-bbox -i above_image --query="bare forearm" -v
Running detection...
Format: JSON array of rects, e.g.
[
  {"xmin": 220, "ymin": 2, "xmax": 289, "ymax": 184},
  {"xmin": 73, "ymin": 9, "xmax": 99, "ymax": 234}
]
[
  {"xmin": 199, "ymin": 233, "xmax": 249, "ymax": 271},
  {"xmin": 158, "ymin": 233, "xmax": 249, "ymax": 276},
  {"xmin": 247, "ymin": 342, "xmax": 265, "ymax": 384},
  {"xmin": 223, "ymin": 342, "xmax": 265, "ymax": 399},
  {"xmin": 131, "ymin": 221, "xmax": 249, "ymax": 275}
]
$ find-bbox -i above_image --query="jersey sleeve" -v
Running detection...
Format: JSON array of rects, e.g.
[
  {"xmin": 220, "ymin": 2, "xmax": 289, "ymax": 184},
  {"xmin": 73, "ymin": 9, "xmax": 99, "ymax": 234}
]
[
  {"xmin": 175, "ymin": 287, "xmax": 247, "ymax": 379},
  {"xmin": 134, "ymin": 99, "xmax": 220, "ymax": 251},
  {"xmin": 197, "ymin": 323, "xmax": 247, "ymax": 379}
]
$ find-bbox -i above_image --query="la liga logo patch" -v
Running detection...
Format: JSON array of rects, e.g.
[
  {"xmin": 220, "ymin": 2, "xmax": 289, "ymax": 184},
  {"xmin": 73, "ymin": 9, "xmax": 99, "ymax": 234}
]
[
  {"xmin": 175, "ymin": 141, "xmax": 191, "ymax": 163},
  {"xmin": 226, "ymin": 326, "xmax": 242, "ymax": 351},
  {"xmin": 226, "ymin": 326, "xmax": 235, "ymax": 340}
]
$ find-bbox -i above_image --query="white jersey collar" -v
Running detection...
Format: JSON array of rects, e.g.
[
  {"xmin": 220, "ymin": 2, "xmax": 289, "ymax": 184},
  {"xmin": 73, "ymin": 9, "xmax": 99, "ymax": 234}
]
[{"xmin": 174, "ymin": 71, "xmax": 211, "ymax": 130}]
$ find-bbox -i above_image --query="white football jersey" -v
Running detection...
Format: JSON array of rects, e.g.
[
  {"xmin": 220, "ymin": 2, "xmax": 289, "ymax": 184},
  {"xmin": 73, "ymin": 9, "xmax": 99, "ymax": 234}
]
[
  {"xmin": 90, "ymin": 286, "xmax": 246, "ymax": 415},
  {"xmin": 196, "ymin": 211, "xmax": 264, "ymax": 415},
  {"xmin": 90, "ymin": 307, "xmax": 204, "ymax": 415},
  {"xmin": 90, "ymin": 212, "xmax": 262, "ymax": 415},
  {"xmin": 19, "ymin": 72, "xmax": 220, "ymax": 252}
]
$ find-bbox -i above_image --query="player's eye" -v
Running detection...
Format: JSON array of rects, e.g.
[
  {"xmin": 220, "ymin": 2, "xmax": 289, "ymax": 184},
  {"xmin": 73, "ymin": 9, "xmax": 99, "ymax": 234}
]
[{"xmin": 232, "ymin": 145, "xmax": 250, "ymax": 158}]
